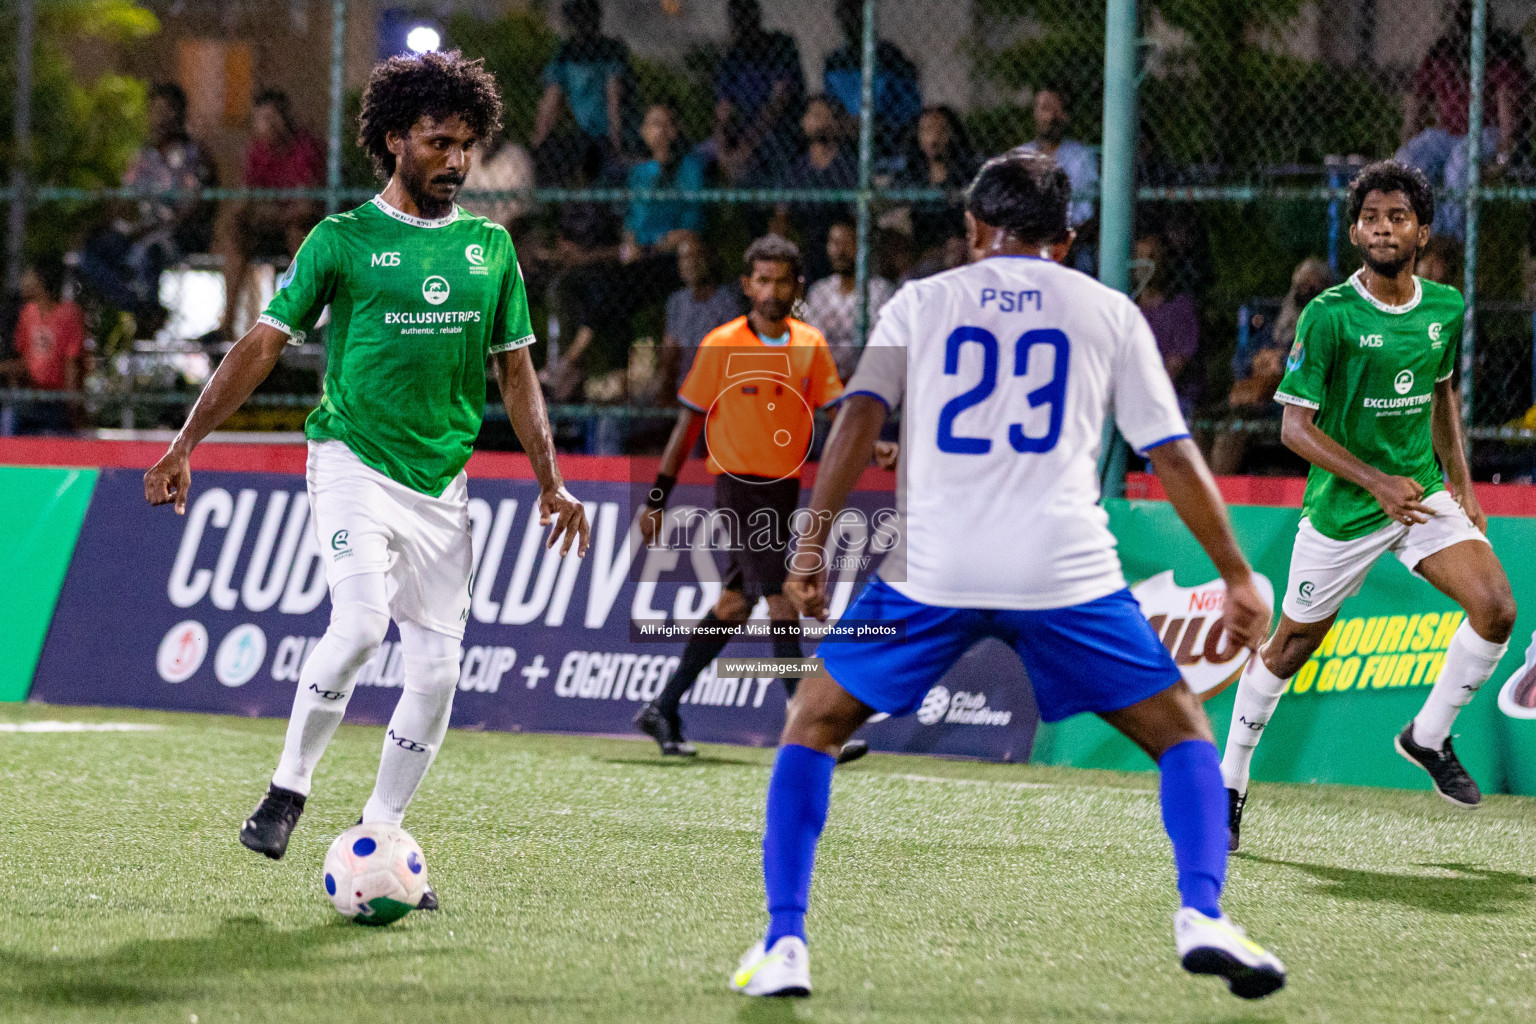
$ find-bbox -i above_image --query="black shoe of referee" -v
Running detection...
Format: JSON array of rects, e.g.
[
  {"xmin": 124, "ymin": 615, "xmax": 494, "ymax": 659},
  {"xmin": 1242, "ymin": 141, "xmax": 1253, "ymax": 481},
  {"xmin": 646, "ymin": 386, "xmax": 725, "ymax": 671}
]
[
  {"xmin": 240, "ymin": 784, "xmax": 306, "ymax": 860},
  {"xmin": 836, "ymin": 739, "xmax": 870, "ymax": 766},
  {"xmin": 1226, "ymin": 788, "xmax": 1247, "ymax": 853},
  {"xmin": 1394, "ymin": 724, "xmax": 1481, "ymax": 807},
  {"xmin": 634, "ymin": 703, "xmax": 697, "ymax": 756}
]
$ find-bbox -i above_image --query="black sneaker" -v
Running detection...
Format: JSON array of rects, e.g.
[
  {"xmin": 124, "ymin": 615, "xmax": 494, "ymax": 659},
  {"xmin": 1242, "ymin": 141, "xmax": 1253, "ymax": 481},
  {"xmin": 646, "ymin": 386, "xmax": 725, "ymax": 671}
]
[
  {"xmin": 1395, "ymin": 724, "xmax": 1481, "ymax": 807},
  {"xmin": 240, "ymin": 784, "xmax": 306, "ymax": 859},
  {"xmin": 836, "ymin": 739, "xmax": 870, "ymax": 766},
  {"xmin": 418, "ymin": 887, "xmax": 439, "ymax": 911},
  {"xmin": 1226, "ymin": 788, "xmax": 1247, "ymax": 852},
  {"xmin": 633, "ymin": 703, "xmax": 696, "ymax": 757}
]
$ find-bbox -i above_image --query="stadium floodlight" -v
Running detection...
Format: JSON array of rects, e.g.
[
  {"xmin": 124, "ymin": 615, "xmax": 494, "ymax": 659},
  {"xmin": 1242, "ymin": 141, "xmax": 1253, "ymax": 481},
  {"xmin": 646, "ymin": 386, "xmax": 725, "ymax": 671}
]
[{"xmin": 405, "ymin": 25, "xmax": 440, "ymax": 54}]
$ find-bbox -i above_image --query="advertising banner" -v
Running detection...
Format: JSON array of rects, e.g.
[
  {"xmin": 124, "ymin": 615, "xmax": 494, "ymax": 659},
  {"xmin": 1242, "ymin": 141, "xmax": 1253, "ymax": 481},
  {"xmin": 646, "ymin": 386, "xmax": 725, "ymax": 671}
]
[
  {"xmin": 31, "ymin": 468, "xmax": 1037, "ymax": 761},
  {"xmin": 1034, "ymin": 500, "xmax": 1536, "ymax": 796},
  {"xmin": 0, "ymin": 467, "xmax": 97, "ymax": 701}
]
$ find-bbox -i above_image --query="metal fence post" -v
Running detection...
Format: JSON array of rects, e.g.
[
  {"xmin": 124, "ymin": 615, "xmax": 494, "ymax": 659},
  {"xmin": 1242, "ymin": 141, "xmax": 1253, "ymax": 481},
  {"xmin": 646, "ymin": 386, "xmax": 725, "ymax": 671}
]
[
  {"xmin": 6, "ymin": 0, "xmax": 36, "ymax": 293},
  {"xmin": 853, "ymin": 0, "xmax": 877, "ymax": 348},
  {"xmin": 1097, "ymin": 0, "xmax": 1138, "ymax": 496},
  {"xmin": 326, "ymin": 0, "xmax": 347, "ymax": 215},
  {"xmin": 1461, "ymin": 0, "xmax": 1485, "ymax": 428}
]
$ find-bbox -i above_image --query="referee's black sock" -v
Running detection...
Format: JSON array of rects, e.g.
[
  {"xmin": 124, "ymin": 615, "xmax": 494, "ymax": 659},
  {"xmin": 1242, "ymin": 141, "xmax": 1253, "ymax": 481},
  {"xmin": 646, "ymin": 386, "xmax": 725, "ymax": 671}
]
[
  {"xmin": 653, "ymin": 611, "xmax": 736, "ymax": 720},
  {"xmin": 772, "ymin": 620, "xmax": 803, "ymax": 700}
]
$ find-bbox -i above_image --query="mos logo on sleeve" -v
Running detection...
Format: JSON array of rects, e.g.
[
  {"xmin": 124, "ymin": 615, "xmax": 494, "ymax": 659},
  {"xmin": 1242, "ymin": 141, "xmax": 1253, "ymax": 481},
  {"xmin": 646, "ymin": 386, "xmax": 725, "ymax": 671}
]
[{"xmin": 423, "ymin": 276, "xmax": 451, "ymax": 305}]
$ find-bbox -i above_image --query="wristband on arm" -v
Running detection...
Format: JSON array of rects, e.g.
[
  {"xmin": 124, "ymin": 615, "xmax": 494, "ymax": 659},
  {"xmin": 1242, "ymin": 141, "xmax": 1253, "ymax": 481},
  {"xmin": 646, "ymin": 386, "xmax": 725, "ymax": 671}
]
[{"xmin": 647, "ymin": 473, "xmax": 676, "ymax": 510}]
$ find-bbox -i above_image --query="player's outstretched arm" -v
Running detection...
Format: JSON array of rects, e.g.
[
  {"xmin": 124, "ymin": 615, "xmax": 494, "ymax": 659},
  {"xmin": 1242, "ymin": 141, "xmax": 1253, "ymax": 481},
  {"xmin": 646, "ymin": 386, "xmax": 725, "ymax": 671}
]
[
  {"xmin": 639, "ymin": 407, "xmax": 704, "ymax": 547},
  {"xmin": 144, "ymin": 322, "xmax": 290, "ymax": 514},
  {"xmin": 1279, "ymin": 403, "xmax": 1434, "ymax": 526},
  {"xmin": 1146, "ymin": 438, "xmax": 1269, "ymax": 650},
  {"xmin": 1430, "ymin": 378, "xmax": 1485, "ymax": 532},
  {"xmin": 784, "ymin": 395, "xmax": 887, "ymax": 621},
  {"xmin": 494, "ymin": 347, "xmax": 590, "ymax": 557}
]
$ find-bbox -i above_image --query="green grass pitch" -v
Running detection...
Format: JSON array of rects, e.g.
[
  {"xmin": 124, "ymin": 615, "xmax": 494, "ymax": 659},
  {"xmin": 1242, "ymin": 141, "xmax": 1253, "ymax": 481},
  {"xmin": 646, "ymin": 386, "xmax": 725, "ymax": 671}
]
[{"xmin": 1, "ymin": 703, "xmax": 1534, "ymax": 1023}]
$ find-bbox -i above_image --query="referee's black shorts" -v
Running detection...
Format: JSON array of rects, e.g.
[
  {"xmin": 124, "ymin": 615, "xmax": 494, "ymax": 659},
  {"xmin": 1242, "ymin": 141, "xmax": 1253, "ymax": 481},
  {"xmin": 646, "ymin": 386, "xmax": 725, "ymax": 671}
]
[{"xmin": 714, "ymin": 473, "xmax": 801, "ymax": 599}]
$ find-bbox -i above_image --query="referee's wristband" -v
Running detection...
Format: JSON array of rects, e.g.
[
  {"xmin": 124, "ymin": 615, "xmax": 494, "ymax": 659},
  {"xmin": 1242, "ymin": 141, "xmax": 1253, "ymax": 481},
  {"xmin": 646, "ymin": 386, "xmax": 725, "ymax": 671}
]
[{"xmin": 646, "ymin": 473, "xmax": 676, "ymax": 510}]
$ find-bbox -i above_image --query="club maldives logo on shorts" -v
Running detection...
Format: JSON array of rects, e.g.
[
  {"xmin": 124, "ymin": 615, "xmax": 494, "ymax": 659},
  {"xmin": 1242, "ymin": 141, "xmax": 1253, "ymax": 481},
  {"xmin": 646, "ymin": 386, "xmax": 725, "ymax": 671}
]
[
  {"xmin": 915, "ymin": 685, "xmax": 1013, "ymax": 727},
  {"xmin": 465, "ymin": 244, "xmax": 489, "ymax": 275},
  {"xmin": 422, "ymin": 276, "xmax": 451, "ymax": 305},
  {"xmin": 1394, "ymin": 369, "xmax": 1415, "ymax": 395},
  {"xmin": 1130, "ymin": 570, "xmax": 1277, "ymax": 698},
  {"xmin": 215, "ymin": 624, "xmax": 267, "ymax": 687},
  {"xmin": 157, "ymin": 620, "xmax": 209, "ymax": 683}
]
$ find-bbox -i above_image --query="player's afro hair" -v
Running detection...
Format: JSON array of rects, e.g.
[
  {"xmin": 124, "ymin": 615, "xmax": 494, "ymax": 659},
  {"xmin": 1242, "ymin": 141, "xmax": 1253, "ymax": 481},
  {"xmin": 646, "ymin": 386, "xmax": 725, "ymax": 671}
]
[
  {"xmin": 966, "ymin": 148, "xmax": 1071, "ymax": 246},
  {"xmin": 1347, "ymin": 160, "xmax": 1434, "ymax": 228},
  {"xmin": 357, "ymin": 50, "xmax": 503, "ymax": 179},
  {"xmin": 743, "ymin": 234, "xmax": 804, "ymax": 280}
]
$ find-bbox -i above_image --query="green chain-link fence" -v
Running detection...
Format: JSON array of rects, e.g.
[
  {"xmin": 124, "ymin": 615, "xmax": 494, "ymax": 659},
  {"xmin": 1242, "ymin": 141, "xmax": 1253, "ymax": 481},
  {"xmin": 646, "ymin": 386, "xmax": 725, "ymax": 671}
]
[{"xmin": 2, "ymin": 0, "xmax": 1532, "ymax": 475}]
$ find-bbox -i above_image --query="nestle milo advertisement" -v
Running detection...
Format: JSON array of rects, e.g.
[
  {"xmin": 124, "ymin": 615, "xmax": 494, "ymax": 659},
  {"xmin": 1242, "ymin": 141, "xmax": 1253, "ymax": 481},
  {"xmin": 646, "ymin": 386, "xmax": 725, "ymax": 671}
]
[{"xmin": 1032, "ymin": 499, "xmax": 1536, "ymax": 797}]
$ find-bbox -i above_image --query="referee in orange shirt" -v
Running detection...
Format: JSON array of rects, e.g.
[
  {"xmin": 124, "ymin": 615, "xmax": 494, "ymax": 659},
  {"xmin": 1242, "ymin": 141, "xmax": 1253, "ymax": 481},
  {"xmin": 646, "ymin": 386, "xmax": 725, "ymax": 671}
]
[{"xmin": 637, "ymin": 235, "xmax": 865, "ymax": 763}]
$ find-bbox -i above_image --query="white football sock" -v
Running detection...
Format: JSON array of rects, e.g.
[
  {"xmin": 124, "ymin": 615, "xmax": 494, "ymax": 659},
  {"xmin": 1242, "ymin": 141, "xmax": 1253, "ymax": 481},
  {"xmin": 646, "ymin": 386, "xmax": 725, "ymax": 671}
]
[
  {"xmin": 362, "ymin": 621, "xmax": 461, "ymax": 825},
  {"xmin": 1220, "ymin": 656, "xmax": 1289, "ymax": 794},
  {"xmin": 1412, "ymin": 621, "xmax": 1508, "ymax": 750},
  {"xmin": 272, "ymin": 573, "xmax": 391, "ymax": 795}
]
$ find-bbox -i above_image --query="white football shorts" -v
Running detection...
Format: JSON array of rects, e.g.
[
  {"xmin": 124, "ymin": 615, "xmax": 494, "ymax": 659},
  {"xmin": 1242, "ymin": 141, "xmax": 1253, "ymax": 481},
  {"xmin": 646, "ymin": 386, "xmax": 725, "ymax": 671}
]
[
  {"xmin": 1281, "ymin": 489, "xmax": 1488, "ymax": 624},
  {"xmin": 306, "ymin": 439, "xmax": 473, "ymax": 639}
]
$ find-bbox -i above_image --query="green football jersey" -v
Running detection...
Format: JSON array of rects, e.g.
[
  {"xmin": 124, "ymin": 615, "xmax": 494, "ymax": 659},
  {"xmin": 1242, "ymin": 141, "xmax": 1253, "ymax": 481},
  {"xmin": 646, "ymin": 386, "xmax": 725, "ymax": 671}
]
[
  {"xmin": 1274, "ymin": 271, "xmax": 1462, "ymax": 541},
  {"xmin": 259, "ymin": 196, "xmax": 535, "ymax": 496}
]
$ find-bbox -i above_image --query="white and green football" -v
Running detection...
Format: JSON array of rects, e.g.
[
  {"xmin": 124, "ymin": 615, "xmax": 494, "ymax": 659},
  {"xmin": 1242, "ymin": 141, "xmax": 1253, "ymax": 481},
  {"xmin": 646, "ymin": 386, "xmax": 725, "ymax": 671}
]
[{"xmin": 322, "ymin": 823, "xmax": 429, "ymax": 926}]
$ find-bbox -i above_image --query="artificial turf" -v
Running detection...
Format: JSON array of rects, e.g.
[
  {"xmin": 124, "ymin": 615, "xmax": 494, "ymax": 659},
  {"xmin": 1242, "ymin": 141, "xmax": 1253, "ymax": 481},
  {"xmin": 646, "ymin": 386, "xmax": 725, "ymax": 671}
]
[{"xmin": 1, "ymin": 702, "xmax": 1533, "ymax": 1023}]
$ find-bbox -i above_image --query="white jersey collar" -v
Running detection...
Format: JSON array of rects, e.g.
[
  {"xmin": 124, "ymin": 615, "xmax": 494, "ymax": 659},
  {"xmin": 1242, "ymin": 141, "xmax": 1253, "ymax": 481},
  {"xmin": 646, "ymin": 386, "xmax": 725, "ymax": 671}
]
[
  {"xmin": 1349, "ymin": 268, "xmax": 1421, "ymax": 315},
  {"xmin": 371, "ymin": 194, "xmax": 459, "ymax": 229}
]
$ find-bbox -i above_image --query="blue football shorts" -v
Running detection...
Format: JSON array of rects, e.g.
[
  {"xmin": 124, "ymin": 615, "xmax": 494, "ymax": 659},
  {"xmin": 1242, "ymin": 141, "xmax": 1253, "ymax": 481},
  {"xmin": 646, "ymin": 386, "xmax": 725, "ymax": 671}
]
[{"xmin": 821, "ymin": 578, "xmax": 1182, "ymax": 723}]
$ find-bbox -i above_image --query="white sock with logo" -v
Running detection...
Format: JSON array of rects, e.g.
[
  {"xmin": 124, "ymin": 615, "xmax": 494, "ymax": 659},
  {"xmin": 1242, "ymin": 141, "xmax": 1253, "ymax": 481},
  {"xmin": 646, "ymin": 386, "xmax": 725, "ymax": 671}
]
[
  {"xmin": 362, "ymin": 621, "xmax": 461, "ymax": 825},
  {"xmin": 1220, "ymin": 656, "xmax": 1289, "ymax": 794},
  {"xmin": 1411, "ymin": 621, "xmax": 1508, "ymax": 750},
  {"xmin": 272, "ymin": 573, "xmax": 391, "ymax": 796}
]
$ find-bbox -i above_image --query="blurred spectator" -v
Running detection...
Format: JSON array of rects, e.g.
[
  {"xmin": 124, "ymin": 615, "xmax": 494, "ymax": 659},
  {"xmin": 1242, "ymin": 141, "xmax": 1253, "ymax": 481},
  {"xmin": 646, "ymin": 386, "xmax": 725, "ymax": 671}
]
[
  {"xmin": 1416, "ymin": 233, "xmax": 1463, "ymax": 287},
  {"xmin": 823, "ymin": 0, "xmax": 922, "ymax": 162},
  {"xmin": 1133, "ymin": 231, "xmax": 1200, "ymax": 415},
  {"xmin": 901, "ymin": 235, "xmax": 968, "ymax": 284},
  {"xmin": 532, "ymin": 0, "xmax": 633, "ymax": 180},
  {"xmin": 1018, "ymin": 86, "xmax": 1098, "ymax": 232},
  {"xmin": 1399, "ymin": 3, "xmax": 1528, "ymax": 239},
  {"xmin": 213, "ymin": 89, "xmax": 323, "ymax": 339},
  {"xmin": 875, "ymin": 227, "xmax": 918, "ymax": 284},
  {"xmin": 624, "ymin": 104, "xmax": 707, "ymax": 258},
  {"xmin": 460, "ymin": 132, "xmax": 535, "ymax": 233},
  {"xmin": 0, "ymin": 258, "xmax": 87, "ymax": 434},
  {"xmin": 1207, "ymin": 258, "xmax": 1334, "ymax": 475},
  {"xmin": 78, "ymin": 83, "xmax": 216, "ymax": 332},
  {"xmin": 802, "ymin": 220, "xmax": 894, "ymax": 380},
  {"xmin": 705, "ymin": 0, "xmax": 805, "ymax": 183},
  {"xmin": 660, "ymin": 233, "xmax": 744, "ymax": 399},
  {"xmin": 769, "ymin": 95, "xmax": 857, "ymax": 283},
  {"xmin": 893, "ymin": 106, "xmax": 978, "ymax": 259}
]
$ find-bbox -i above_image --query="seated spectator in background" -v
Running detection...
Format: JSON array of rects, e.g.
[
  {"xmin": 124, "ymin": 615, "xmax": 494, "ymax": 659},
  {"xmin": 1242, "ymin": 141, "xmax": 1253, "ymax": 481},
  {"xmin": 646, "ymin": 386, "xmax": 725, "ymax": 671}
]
[
  {"xmin": 823, "ymin": 0, "xmax": 921, "ymax": 163},
  {"xmin": 78, "ymin": 83, "xmax": 216, "ymax": 333},
  {"xmin": 1133, "ymin": 231, "xmax": 1200, "ymax": 415},
  {"xmin": 214, "ymin": 89, "xmax": 323, "ymax": 339},
  {"xmin": 901, "ymin": 234, "xmax": 968, "ymax": 284},
  {"xmin": 0, "ymin": 258, "xmax": 87, "ymax": 434},
  {"xmin": 624, "ymin": 104, "xmax": 707, "ymax": 259},
  {"xmin": 802, "ymin": 220, "xmax": 894, "ymax": 380},
  {"xmin": 1399, "ymin": 4, "xmax": 1527, "ymax": 239},
  {"xmin": 1416, "ymin": 233, "xmax": 1463, "ymax": 287},
  {"xmin": 706, "ymin": 0, "xmax": 804, "ymax": 183},
  {"xmin": 875, "ymin": 226, "xmax": 918, "ymax": 285},
  {"xmin": 660, "ymin": 233, "xmax": 744, "ymax": 401},
  {"xmin": 769, "ymin": 95, "xmax": 857, "ymax": 283},
  {"xmin": 893, "ymin": 106, "xmax": 978, "ymax": 260},
  {"xmin": 1018, "ymin": 86, "xmax": 1098, "ymax": 270},
  {"xmin": 1207, "ymin": 257, "xmax": 1333, "ymax": 475},
  {"xmin": 460, "ymin": 131, "xmax": 535, "ymax": 234},
  {"xmin": 532, "ymin": 0, "xmax": 633, "ymax": 181}
]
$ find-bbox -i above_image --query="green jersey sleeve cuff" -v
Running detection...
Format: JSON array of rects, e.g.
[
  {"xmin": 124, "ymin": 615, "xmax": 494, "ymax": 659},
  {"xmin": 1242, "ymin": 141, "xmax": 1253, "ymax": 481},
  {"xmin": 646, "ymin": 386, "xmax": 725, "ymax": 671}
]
[
  {"xmin": 489, "ymin": 333, "xmax": 536, "ymax": 354},
  {"xmin": 1273, "ymin": 390, "xmax": 1319, "ymax": 410},
  {"xmin": 1436, "ymin": 370, "xmax": 1454, "ymax": 382},
  {"xmin": 257, "ymin": 314, "xmax": 307, "ymax": 346}
]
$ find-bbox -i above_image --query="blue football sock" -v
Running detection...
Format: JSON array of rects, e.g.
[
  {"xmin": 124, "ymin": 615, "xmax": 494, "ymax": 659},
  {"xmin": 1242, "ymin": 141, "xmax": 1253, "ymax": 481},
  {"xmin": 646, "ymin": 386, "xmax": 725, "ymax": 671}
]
[
  {"xmin": 1158, "ymin": 738, "xmax": 1227, "ymax": 918},
  {"xmin": 763, "ymin": 743, "xmax": 836, "ymax": 947}
]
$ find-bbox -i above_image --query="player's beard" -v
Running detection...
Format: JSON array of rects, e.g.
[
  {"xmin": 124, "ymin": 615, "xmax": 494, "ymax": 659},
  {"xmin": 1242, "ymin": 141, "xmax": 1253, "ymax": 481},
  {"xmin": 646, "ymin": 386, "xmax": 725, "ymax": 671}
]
[
  {"xmin": 1360, "ymin": 244, "xmax": 1416, "ymax": 280},
  {"xmin": 401, "ymin": 158, "xmax": 463, "ymax": 220}
]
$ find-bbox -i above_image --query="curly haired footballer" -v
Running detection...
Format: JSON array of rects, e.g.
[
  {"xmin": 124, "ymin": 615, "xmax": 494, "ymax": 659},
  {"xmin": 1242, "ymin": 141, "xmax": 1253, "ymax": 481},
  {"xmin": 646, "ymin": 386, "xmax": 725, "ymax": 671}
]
[{"xmin": 357, "ymin": 50, "xmax": 504, "ymax": 178}]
